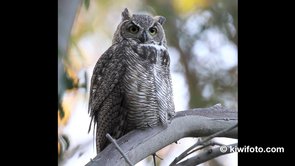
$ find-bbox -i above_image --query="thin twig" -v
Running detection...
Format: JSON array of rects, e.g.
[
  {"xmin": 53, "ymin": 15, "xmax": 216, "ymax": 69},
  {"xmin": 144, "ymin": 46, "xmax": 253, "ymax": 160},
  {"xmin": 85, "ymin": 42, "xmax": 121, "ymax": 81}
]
[
  {"xmin": 175, "ymin": 143, "xmax": 238, "ymax": 166},
  {"xmin": 210, "ymin": 141, "xmax": 226, "ymax": 147},
  {"xmin": 186, "ymin": 140, "xmax": 227, "ymax": 156},
  {"xmin": 186, "ymin": 141, "xmax": 212, "ymax": 156},
  {"xmin": 170, "ymin": 123, "xmax": 238, "ymax": 165},
  {"xmin": 152, "ymin": 153, "xmax": 157, "ymax": 166},
  {"xmin": 106, "ymin": 133, "xmax": 133, "ymax": 166},
  {"xmin": 155, "ymin": 153, "xmax": 163, "ymax": 160},
  {"xmin": 201, "ymin": 123, "xmax": 238, "ymax": 143}
]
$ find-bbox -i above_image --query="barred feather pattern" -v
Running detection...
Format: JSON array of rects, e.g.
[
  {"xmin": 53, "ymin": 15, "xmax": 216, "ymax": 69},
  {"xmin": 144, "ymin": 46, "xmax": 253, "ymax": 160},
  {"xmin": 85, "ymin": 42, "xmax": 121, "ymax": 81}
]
[{"xmin": 125, "ymin": 41, "xmax": 175, "ymax": 130}]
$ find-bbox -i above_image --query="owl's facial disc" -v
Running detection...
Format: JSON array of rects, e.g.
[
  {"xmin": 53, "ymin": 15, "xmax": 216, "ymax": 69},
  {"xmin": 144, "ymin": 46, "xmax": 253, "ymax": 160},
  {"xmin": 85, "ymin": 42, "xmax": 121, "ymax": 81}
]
[{"xmin": 115, "ymin": 12, "xmax": 166, "ymax": 46}]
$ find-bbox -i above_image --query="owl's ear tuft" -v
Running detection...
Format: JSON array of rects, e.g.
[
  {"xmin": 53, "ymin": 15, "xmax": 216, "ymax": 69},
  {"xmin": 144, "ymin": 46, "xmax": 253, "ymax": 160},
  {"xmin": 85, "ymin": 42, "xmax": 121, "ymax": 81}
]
[
  {"xmin": 154, "ymin": 16, "xmax": 166, "ymax": 25},
  {"xmin": 122, "ymin": 8, "xmax": 131, "ymax": 21}
]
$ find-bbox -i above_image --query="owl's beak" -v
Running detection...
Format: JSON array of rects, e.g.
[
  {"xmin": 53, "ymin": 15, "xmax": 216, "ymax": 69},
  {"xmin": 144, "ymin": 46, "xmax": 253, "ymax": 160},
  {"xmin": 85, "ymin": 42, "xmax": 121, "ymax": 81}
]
[{"xmin": 139, "ymin": 31, "xmax": 148, "ymax": 43}]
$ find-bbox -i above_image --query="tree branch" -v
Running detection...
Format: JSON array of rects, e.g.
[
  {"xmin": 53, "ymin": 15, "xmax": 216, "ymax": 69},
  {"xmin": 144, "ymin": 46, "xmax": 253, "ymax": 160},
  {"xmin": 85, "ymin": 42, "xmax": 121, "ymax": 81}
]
[
  {"xmin": 170, "ymin": 124, "xmax": 237, "ymax": 165},
  {"xmin": 175, "ymin": 143, "xmax": 238, "ymax": 166},
  {"xmin": 85, "ymin": 105, "xmax": 237, "ymax": 166},
  {"xmin": 106, "ymin": 133, "xmax": 133, "ymax": 166}
]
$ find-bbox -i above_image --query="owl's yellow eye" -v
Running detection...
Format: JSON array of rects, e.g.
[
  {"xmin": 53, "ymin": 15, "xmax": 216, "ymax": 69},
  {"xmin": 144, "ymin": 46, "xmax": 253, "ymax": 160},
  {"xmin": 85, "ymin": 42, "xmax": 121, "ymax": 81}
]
[
  {"xmin": 149, "ymin": 27, "xmax": 157, "ymax": 35},
  {"xmin": 128, "ymin": 25, "xmax": 139, "ymax": 34}
]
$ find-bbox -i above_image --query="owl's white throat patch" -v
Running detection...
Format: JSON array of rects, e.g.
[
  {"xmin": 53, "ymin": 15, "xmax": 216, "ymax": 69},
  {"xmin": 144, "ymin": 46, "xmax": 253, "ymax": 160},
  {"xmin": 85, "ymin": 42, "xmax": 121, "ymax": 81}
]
[{"xmin": 140, "ymin": 43, "xmax": 166, "ymax": 51}]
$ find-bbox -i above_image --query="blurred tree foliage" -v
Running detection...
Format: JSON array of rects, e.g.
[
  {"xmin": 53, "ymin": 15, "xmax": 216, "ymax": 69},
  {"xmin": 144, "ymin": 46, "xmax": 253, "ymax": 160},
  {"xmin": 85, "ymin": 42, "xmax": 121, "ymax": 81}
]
[
  {"xmin": 142, "ymin": 0, "xmax": 237, "ymax": 109},
  {"xmin": 58, "ymin": 0, "xmax": 83, "ymax": 161}
]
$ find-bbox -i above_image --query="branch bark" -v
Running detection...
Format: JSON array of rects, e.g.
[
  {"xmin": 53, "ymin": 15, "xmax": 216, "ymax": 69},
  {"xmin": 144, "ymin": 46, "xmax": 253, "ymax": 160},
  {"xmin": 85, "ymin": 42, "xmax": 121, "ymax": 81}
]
[
  {"xmin": 170, "ymin": 123, "xmax": 237, "ymax": 165},
  {"xmin": 175, "ymin": 143, "xmax": 238, "ymax": 166},
  {"xmin": 85, "ymin": 105, "xmax": 237, "ymax": 166}
]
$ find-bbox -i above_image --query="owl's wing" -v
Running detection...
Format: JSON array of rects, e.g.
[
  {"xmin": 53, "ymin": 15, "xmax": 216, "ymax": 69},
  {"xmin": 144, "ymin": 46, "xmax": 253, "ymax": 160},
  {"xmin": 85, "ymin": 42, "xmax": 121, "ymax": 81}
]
[
  {"xmin": 88, "ymin": 45, "xmax": 126, "ymax": 133},
  {"xmin": 88, "ymin": 45, "xmax": 127, "ymax": 151}
]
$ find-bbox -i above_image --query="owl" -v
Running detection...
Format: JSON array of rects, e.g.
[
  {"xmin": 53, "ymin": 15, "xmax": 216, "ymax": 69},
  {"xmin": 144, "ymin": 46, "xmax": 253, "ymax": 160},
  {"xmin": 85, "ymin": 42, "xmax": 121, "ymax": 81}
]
[{"xmin": 88, "ymin": 8, "xmax": 175, "ymax": 153}]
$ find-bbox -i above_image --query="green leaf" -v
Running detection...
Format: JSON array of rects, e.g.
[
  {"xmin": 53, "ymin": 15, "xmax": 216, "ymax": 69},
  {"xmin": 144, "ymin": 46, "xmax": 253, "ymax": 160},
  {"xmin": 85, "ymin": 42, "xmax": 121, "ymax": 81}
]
[{"xmin": 84, "ymin": 0, "xmax": 90, "ymax": 10}]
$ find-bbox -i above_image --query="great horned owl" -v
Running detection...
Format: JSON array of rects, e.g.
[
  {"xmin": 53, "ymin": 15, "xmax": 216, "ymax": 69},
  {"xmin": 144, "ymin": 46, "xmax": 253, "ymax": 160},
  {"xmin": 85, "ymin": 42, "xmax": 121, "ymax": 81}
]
[{"xmin": 88, "ymin": 8, "xmax": 175, "ymax": 153}]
